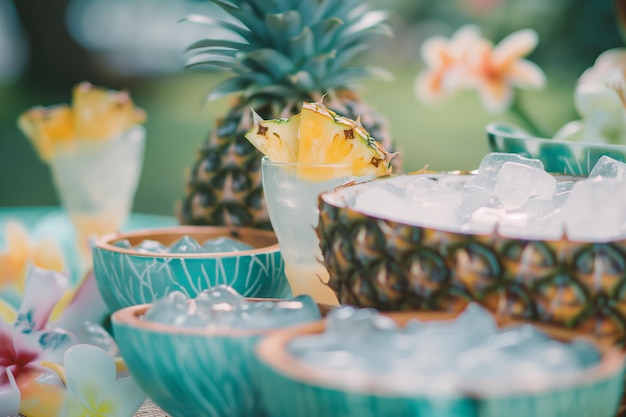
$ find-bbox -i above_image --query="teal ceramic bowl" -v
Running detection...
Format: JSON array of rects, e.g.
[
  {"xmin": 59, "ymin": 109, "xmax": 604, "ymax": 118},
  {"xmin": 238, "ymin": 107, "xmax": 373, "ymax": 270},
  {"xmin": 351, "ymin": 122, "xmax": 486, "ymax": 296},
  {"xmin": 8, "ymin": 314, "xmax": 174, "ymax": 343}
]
[
  {"xmin": 486, "ymin": 121, "xmax": 626, "ymax": 176},
  {"xmin": 256, "ymin": 311, "xmax": 625, "ymax": 417},
  {"xmin": 93, "ymin": 226, "xmax": 291, "ymax": 313},
  {"xmin": 112, "ymin": 302, "xmax": 271, "ymax": 417}
]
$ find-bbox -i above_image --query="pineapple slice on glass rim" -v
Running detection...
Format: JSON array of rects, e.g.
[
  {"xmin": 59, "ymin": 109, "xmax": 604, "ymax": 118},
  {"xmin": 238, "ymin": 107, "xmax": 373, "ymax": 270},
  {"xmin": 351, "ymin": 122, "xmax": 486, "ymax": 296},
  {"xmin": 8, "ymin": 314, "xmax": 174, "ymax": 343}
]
[{"xmin": 245, "ymin": 101, "xmax": 395, "ymax": 182}]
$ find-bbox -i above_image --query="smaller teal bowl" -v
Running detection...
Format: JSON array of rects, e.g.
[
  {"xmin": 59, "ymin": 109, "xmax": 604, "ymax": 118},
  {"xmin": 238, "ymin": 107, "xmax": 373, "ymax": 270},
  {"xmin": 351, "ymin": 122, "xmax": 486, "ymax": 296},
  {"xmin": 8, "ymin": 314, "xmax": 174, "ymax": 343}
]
[
  {"xmin": 93, "ymin": 226, "xmax": 291, "ymax": 313},
  {"xmin": 486, "ymin": 121, "xmax": 626, "ymax": 176},
  {"xmin": 256, "ymin": 311, "xmax": 625, "ymax": 417},
  {"xmin": 112, "ymin": 302, "xmax": 309, "ymax": 417}
]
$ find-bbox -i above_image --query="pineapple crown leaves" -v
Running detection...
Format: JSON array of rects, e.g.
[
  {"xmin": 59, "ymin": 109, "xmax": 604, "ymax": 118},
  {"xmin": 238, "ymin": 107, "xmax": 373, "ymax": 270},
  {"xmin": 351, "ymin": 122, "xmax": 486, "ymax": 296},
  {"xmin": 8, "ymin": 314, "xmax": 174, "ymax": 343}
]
[{"xmin": 181, "ymin": 0, "xmax": 393, "ymax": 105}]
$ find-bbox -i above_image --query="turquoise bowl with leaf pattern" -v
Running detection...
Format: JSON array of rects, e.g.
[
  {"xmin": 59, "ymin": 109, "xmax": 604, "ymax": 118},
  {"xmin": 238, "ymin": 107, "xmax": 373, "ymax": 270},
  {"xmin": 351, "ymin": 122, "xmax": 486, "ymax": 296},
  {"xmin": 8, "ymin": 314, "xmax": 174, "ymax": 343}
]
[
  {"xmin": 93, "ymin": 226, "xmax": 291, "ymax": 313},
  {"xmin": 256, "ymin": 311, "xmax": 625, "ymax": 417},
  {"xmin": 112, "ymin": 302, "xmax": 305, "ymax": 417},
  {"xmin": 487, "ymin": 121, "xmax": 626, "ymax": 176}
]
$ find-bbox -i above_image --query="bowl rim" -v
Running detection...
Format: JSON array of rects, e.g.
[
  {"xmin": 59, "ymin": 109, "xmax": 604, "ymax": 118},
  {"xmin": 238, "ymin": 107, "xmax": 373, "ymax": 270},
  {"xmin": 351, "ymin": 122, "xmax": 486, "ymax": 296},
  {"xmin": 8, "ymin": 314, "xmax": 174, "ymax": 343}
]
[
  {"xmin": 318, "ymin": 171, "xmax": 626, "ymax": 244},
  {"xmin": 255, "ymin": 310, "xmax": 626, "ymax": 399},
  {"xmin": 486, "ymin": 121, "xmax": 626, "ymax": 151},
  {"xmin": 111, "ymin": 299, "xmax": 323, "ymax": 337},
  {"xmin": 94, "ymin": 225, "xmax": 280, "ymax": 258}
]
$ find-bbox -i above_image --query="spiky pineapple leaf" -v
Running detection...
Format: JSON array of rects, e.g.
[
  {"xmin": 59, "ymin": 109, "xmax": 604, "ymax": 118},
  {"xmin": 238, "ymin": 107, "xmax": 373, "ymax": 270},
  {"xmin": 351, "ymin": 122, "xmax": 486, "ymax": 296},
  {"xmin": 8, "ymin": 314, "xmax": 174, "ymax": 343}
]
[
  {"xmin": 288, "ymin": 27, "xmax": 314, "ymax": 62},
  {"xmin": 289, "ymin": 70, "xmax": 315, "ymax": 91},
  {"xmin": 205, "ymin": 77, "xmax": 255, "ymax": 102},
  {"xmin": 266, "ymin": 11, "xmax": 303, "ymax": 48},
  {"xmin": 185, "ymin": 38, "xmax": 249, "ymax": 53},
  {"xmin": 243, "ymin": 49, "xmax": 295, "ymax": 80},
  {"xmin": 248, "ymin": 0, "xmax": 292, "ymax": 15},
  {"xmin": 186, "ymin": 53, "xmax": 237, "ymax": 69},
  {"xmin": 329, "ymin": 43, "xmax": 369, "ymax": 72},
  {"xmin": 180, "ymin": 14, "xmax": 249, "ymax": 34},
  {"xmin": 337, "ymin": 23, "xmax": 393, "ymax": 51},
  {"xmin": 325, "ymin": 66, "xmax": 393, "ymax": 89},
  {"xmin": 315, "ymin": 17, "xmax": 344, "ymax": 51}
]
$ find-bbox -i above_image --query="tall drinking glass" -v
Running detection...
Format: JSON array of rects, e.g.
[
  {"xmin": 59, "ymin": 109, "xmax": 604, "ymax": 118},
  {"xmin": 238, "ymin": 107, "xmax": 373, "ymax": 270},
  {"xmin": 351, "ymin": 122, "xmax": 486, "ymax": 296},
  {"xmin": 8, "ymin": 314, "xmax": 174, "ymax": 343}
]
[
  {"xmin": 262, "ymin": 157, "xmax": 352, "ymax": 305},
  {"xmin": 49, "ymin": 126, "xmax": 145, "ymax": 270}
]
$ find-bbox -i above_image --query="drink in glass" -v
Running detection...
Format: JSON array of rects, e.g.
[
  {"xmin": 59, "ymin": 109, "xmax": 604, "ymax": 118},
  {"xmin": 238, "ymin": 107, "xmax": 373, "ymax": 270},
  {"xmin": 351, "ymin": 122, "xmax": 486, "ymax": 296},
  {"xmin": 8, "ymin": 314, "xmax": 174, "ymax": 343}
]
[{"xmin": 262, "ymin": 157, "xmax": 352, "ymax": 305}]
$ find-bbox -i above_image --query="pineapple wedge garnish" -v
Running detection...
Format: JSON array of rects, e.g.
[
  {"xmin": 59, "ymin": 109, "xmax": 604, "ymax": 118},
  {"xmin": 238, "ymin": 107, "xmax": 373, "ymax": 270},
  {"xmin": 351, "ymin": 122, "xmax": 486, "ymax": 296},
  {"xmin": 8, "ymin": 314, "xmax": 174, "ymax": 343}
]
[
  {"xmin": 18, "ymin": 82, "xmax": 146, "ymax": 162},
  {"xmin": 245, "ymin": 101, "xmax": 394, "ymax": 180}
]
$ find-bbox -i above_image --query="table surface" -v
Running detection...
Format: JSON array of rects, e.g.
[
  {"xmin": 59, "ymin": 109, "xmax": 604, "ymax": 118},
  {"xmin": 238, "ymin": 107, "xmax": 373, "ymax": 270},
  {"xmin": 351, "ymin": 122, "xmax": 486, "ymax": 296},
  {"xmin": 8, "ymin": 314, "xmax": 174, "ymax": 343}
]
[{"xmin": 135, "ymin": 400, "xmax": 168, "ymax": 417}]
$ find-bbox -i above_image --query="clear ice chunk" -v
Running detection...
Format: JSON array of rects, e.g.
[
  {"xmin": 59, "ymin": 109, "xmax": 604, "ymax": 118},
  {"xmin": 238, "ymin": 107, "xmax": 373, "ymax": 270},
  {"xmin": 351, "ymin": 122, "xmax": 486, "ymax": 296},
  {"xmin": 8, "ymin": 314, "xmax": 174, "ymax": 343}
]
[
  {"xmin": 113, "ymin": 239, "xmax": 132, "ymax": 249},
  {"xmin": 239, "ymin": 295, "xmax": 321, "ymax": 329},
  {"xmin": 169, "ymin": 235, "xmax": 204, "ymax": 254},
  {"xmin": 561, "ymin": 178, "xmax": 626, "ymax": 241},
  {"xmin": 588, "ymin": 156, "xmax": 626, "ymax": 180},
  {"xmin": 477, "ymin": 153, "xmax": 544, "ymax": 178},
  {"xmin": 143, "ymin": 286, "xmax": 321, "ymax": 330},
  {"xmin": 286, "ymin": 303, "xmax": 602, "ymax": 395},
  {"xmin": 143, "ymin": 291, "xmax": 191, "ymax": 326},
  {"xmin": 353, "ymin": 187, "xmax": 413, "ymax": 224},
  {"xmin": 134, "ymin": 239, "xmax": 169, "ymax": 254},
  {"xmin": 203, "ymin": 236, "xmax": 254, "ymax": 253},
  {"xmin": 493, "ymin": 162, "xmax": 557, "ymax": 210}
]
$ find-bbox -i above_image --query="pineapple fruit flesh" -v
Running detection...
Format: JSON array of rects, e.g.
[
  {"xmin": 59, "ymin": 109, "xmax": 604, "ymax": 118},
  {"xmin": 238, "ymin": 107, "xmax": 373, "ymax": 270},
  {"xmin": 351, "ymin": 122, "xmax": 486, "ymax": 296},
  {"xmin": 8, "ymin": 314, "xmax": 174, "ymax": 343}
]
[
  {"xmin": 179, "ymin": 0, "xmax": 399, "ymax": 229},
  {"xmin": 18, "ymin": 82, "xmax": 146, "ymax": 162},
  {"xmin": 245, "ymin": 101, "xmax": 394, "ymax": 181}
]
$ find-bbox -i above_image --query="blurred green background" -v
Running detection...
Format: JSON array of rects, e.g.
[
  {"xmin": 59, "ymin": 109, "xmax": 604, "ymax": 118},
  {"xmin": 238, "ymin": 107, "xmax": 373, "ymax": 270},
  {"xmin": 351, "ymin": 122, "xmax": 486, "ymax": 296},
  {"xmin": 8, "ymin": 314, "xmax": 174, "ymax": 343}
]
[{"xmin": 0, "ymin": 0, "xmax": 622, "ymax": 217}]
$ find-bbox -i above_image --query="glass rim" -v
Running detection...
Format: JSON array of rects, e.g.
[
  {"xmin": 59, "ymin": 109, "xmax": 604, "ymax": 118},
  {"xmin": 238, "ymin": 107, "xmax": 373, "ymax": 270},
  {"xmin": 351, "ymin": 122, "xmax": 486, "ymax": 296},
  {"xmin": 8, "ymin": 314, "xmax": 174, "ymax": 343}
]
[{"xmin": 261, "ymin": 156, "xmax": 351, "ymax": 168}]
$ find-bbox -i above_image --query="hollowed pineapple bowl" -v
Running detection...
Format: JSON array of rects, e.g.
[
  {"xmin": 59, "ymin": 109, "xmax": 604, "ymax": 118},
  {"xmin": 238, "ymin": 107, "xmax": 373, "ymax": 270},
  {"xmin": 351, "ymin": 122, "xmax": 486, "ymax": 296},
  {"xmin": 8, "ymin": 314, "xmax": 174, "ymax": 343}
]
[
  {"xmin": 256, "ymin": 310, "xmax": 625, "ymax": 417},
  {"xmin": 93, "ymin": 226, "xmax": 291, "ymax": 313},
  {"xmin": 487, "ymin": 122, "xmax": 626, "ymax": 176},
  {"xmin": 317, "ymin": 172, "xmax": 626, "ymax": 346}
]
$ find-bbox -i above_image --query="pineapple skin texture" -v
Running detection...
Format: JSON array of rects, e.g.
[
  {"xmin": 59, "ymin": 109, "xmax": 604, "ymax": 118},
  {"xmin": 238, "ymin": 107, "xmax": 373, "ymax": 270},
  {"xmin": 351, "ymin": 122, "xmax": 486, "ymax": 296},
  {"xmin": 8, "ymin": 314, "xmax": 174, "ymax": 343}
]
[
  {"xmin": 180, "ymin": 104, "xmax": 271, "ymax": 230},
  {"xmin": 179, "ymin": 96, "xmax": 395, "ymax": 229},
  {"xmin": 317, "ymin": 193, "xmax": 626, "ymax": 346}
]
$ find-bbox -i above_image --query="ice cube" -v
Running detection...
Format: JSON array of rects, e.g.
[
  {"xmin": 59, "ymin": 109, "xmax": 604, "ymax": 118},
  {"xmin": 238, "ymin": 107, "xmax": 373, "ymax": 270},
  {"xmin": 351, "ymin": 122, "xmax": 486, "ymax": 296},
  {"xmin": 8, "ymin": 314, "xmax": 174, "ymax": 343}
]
[
  {"xmin": 553, "ymin": 181, "xmax": 575, "ymax": 207},
  {"xmin": 409, "ymin": 180, "xmax": 463, "ymax": 229},
  {"xmin": 325, "ymin": 306, "xmax": 397, "ymax": 338},
  {"xmin": 202, "ymin": 236, "xmax": 254, "ymax": 253},
  {"xmin": 478, "ymin": 153, "xmax": 544, "ymax": 178},
  {"xmin": 169, "ymin": 235, "xmax": 204, "ymax": 254},
  {"xmin": 457, "ymin": 184, "xmax": 498, "ymax": 222},
  {"xmin": 113, "ymin": 239, "xmax": 132, "ymax": 249},
  {"xmin": 195, "ymin": 285, "xmax": 246, "ymax": 312},
  {"xmin": 494, "ymin": 162, "xmax": 557, "ymax": 210},
  {"xmin": 561, "ymin": 177, "xmax": 626, "ymax": 241},
  {"xmin": 353, "ymin": 187, "xmax": 412, "ymax": 223},
  {"xmin": 497, "ymin": 199, "xmax": 564, "ymax": 240},
  {"xmin": 240, "ymin": 295, "xmax": 321, "ymax": 329},
  {"xmin": 589, "ymin": 156, "xmax": 626, "ymax": 180},
  {"xmin": 463, "ymin": 206, "xmax": 504, "ymax": 234},
  {"xmin": 567, "ymin": 339, "xmax": 602, "ymax": 368},
  {"xmin": 134, "ymin": 239, "xmax": 168, "ymax": 254},
  {"xmin": 143, "ymin": 291, "xmax": 191, "ymax": 325}
]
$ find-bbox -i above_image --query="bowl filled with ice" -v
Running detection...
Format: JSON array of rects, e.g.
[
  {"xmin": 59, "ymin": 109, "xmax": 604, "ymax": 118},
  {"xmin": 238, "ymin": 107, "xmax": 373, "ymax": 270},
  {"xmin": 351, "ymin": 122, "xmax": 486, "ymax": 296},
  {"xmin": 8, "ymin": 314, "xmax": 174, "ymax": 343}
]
[
  {"xmin": 256, "ymin": 304, "xmax": 625, "ymax": 417},
  {"xmin": 93, "ymin": 226, "xmax": 291, "ymax": 313},
  {"xmin": 487, "ymin": 121, "xmax": 626, "ymax": 177},
  {"xmin": 112, "ymin": 285, "xmax": 322, "ymax": 417},
  {"xmin": 317, "ymin": 152, "xmax": 626, "ymax": 345}
]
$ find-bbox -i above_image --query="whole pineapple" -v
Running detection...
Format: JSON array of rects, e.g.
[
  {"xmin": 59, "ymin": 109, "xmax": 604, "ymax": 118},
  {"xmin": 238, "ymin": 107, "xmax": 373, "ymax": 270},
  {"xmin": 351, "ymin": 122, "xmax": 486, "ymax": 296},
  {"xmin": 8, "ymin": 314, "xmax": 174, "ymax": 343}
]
[{"xmin": 178, "ymin": 0, "xmax": 398, "ymax": 229}]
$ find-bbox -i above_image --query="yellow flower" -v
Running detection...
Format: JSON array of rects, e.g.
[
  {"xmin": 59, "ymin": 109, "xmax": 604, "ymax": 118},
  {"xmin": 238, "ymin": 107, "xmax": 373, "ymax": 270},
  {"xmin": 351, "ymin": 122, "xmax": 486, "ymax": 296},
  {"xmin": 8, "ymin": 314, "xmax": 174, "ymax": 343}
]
[{"xmin": 464, "ymin": 28, "xmax": 546, "ymax": 113}]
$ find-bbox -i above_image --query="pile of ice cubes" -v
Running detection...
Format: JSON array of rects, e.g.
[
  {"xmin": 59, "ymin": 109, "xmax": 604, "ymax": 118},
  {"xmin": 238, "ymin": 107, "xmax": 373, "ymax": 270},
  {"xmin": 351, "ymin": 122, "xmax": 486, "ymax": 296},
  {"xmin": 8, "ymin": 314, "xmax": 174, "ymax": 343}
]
[
  {"xmin": 288, "ymin": 304, "xmax": 601, "ymax": 395},
  {"xmin": 114, "ymin": 235, "xmax": 254, "ymax": 254},
  {"xmin": 352, "ymin": 154, "xmax": 626, "ymax": 242},
  {"xmin": 142, "ymin": 285, "xmax": 321, "ymax": 330}
]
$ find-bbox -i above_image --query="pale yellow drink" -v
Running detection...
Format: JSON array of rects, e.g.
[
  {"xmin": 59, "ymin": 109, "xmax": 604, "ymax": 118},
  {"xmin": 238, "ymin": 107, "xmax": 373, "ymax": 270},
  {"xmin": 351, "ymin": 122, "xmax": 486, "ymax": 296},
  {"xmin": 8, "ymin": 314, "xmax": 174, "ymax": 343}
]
[
  {"xmin": 50, "ymin": 126, "xmax": 145, "ymax": 269},
  {"xmin": 262, "ymin": 158, "xmax": 351, "ymax": 305}
]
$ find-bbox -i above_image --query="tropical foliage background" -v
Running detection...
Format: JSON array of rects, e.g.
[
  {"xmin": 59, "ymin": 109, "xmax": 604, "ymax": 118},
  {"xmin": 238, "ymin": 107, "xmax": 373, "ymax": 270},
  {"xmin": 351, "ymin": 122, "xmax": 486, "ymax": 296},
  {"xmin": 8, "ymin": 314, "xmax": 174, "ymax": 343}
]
[{"xmin": 0, "ymin": 0, "xmax": 622, "ymax": 216}]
